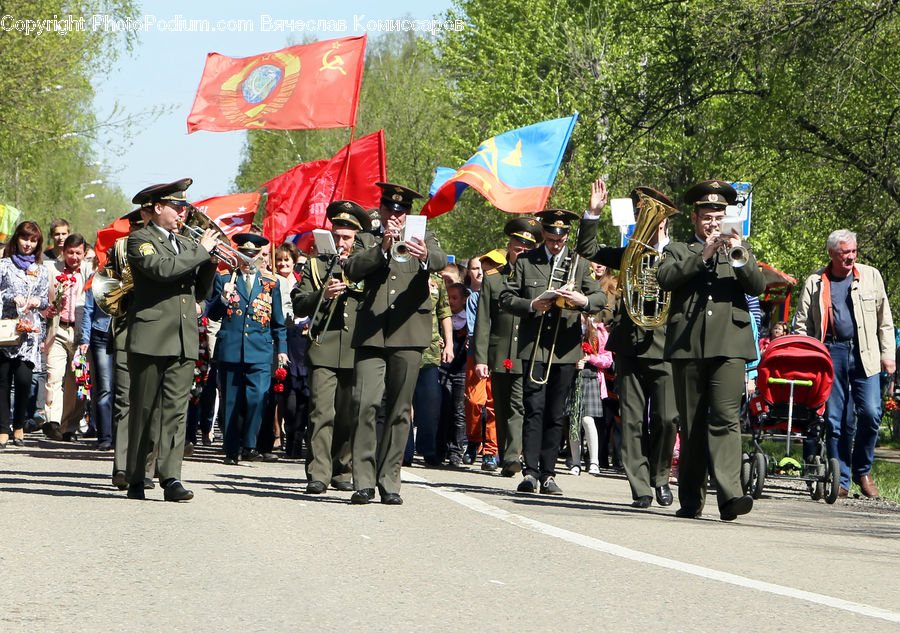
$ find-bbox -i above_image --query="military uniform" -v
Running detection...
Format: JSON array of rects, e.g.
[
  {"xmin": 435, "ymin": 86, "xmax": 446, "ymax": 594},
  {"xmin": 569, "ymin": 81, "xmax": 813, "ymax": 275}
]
[
  {"xmin": 208, "ymin": 234, "xmax": 287, "ymax": 463},
  {"xmin": 125, "ymin": 178, "xmax": 217, "ymax": 501},
  {"xmin": 292, "ymin": 200, "xmax": 371, "ymax": 492},
  {"xmin": 344, "ymin": 182, "xmax": 449, "ymax": 504},
  {"xmin": 576, "ymin": 188, "xmax": 678, "ymax": 506},
  {"xmin": 656, "ymin": 180, "xmax": 766, "ymax": 520},
  {"xmin": 499, "ymin": 211, "xmax": 606, "ymax": 492},
  {"xmin": 470, "ymin": 218, "xmax": 541, "ymax": 475}
]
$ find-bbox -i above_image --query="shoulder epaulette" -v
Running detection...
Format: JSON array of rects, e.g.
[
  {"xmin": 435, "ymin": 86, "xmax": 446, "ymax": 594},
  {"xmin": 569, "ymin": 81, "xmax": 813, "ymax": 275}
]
[
  {"xmin": 259, "ymin": 269, "xmax": 277, "ymax": 282},
  {"xmin": 218, "ymin": 269, "xmax": 231, "ymax": 276},
  {"xmin": 485, "ymin": 268, "xmax": 499, "ymax": 276}
]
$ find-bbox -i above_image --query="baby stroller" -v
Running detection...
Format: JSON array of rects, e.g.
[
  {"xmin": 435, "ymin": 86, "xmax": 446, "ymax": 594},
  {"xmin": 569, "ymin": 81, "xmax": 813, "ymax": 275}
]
[{"xmin": 742, "ymin": 335, "xmax": 840, "ymax": 503}]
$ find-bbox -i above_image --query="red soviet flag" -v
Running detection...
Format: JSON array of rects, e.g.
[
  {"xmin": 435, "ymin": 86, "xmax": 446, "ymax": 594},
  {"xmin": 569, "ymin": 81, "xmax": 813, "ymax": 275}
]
[
  {"xmin": 187, "ymin": 36, "xmax": 367, "ymax": 133},
  {"xmin": 193, "ymin": 192, "xmax": 261, "ymax": 241},
  {"xmin": 263, "ymin": 129, "xmax": 386, "ymax": 245}
]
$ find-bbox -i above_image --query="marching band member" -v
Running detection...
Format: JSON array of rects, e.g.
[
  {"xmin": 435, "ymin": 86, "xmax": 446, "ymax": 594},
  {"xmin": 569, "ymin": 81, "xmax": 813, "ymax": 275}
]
[
  {"xmin": 292, "ymin": 201, "xmax": 371, "ymax": 495},
  {"xmin": 576, "ymin": 180, "xmax": 679, "ymax": 508},
  {"xmin": 124, "ymin": 178, "xmax": 218, "ymax": 501},
  {"xmin": 656, "ymin": 179, "xmax": 765, "ymax": 521},
  {"xmin": 499, "ymin": 210, "xmax": 606, "ymax": 496},
  {"xmin": 344, "ymin": 182, "xmax": 448, "ymax": 505},
  {"xmin": 208, "ymin": 233, "xmax": 288, "ymax": 465},
  {"xmin": 471, "ymin": 217, "xmax": 541, "ymax": 476}
]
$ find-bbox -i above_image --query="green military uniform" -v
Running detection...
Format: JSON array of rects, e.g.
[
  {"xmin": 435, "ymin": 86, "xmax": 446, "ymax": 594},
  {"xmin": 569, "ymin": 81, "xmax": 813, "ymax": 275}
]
[
  {"xmin": 499, "ymin": 210, "xmax": 606, "ymax": 490},
  {"xmin": 473, "ymin": 264, "xmax": 525, "ymax": 473},
  {"xmin": 576, "ymin": 189, "xmax": 678, "ymax": 506},
  {"xmin": 656, "ymin": 179, "xmax": 766, "ymax": 519},
  {"xmin": 292, "ymin": 201, "xmax": 371, "ymax": 491},
  {"xmin": 344, "ymin": 183, "xmax": 448, "ymax": 503},
  {"xmin": 125, "ymin": 179, "xmax": 216, "ymax": 500}
]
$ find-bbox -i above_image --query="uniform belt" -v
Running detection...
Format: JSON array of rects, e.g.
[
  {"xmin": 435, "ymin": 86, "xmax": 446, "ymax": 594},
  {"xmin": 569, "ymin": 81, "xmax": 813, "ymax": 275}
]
[{"xmin": 823, "ymin": 336, "xmax": 853, "ymax": 344}]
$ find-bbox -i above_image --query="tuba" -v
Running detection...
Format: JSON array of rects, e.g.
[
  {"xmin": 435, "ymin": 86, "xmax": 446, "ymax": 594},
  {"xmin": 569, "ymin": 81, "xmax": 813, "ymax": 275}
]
[
  {"xmin": 619, "ymin": 190, "xmax": 680, "ymax": 329},
  {"xmin": 528, "ymin": 250, "xmax": 581, "ymax": 385},
  {"xmin": 94, "ymin": 237, "xmax": 132, "ymax": 317}
]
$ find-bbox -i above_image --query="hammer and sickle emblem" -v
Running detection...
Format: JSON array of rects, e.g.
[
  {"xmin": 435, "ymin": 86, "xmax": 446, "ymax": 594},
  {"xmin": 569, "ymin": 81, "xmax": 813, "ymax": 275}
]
[{"xmin": 320, "ymin": 43, "xmax": 346, "ymax": 75}]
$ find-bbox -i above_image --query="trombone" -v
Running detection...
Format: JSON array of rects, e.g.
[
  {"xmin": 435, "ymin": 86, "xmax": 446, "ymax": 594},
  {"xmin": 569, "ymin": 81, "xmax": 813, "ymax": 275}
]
[
  {"xmin": 527, "ymin": 252, "xmax": 581, "ymax": 385},
  {"xmin": 177, "ymin": 208, "xmax": 259, "ymax": 271},
  {"xmin": 307, "ymin": 254, "xmax": 341, "ymax": 345}
]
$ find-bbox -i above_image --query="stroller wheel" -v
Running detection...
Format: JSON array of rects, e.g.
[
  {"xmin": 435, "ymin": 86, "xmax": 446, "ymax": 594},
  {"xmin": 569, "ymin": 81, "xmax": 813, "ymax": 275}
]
[
  {"xmin": 748, "ymin": 452, "xmax": 766, "ymax": 499},
  {"xmin": 823, "ymin": 457, "xmax": 841, "ymax": 504},
  {"xmin": 810, "ymin": 455, "xmax": 825, "ymax": 501},
  {"xmin": 740, "ymin": 452, "xmax": 751, "ymax": 494}
]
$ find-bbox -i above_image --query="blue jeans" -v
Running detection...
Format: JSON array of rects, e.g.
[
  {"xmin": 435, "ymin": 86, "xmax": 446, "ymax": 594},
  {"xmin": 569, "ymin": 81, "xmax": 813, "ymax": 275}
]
[
  {"xmin": 406, "ymin": 366, "xmax": 440, "ymax": 464},
  {"xmin": 825, "ymin": 341, "xmax": 882, "ymax": 490},
  {"xmin": 89, "ymin": 329, "xmax": 115, "ymax": 444}
]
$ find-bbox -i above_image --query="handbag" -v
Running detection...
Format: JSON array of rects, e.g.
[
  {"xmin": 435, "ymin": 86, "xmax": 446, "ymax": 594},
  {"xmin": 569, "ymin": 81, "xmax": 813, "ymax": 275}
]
[{"xmin": 0, "ymin": 318, "xmax": 23, "ymax": 346}]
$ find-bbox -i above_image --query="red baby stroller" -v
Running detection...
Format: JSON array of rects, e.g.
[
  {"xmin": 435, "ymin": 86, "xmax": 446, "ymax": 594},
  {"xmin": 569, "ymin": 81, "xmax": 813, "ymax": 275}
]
[{"xmin": 742, "ymin": 335, "xmax": 840, "ymax": 503}]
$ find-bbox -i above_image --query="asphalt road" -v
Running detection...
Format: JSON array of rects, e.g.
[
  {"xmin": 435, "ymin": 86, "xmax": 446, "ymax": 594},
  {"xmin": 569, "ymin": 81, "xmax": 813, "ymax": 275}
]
[{"xmin": 2, "ymin": 440, "xmax": 899, "ymax": 632}]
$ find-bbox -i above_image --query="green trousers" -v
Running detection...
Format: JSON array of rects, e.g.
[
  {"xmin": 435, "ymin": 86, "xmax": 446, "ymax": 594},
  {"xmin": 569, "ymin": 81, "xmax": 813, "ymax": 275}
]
[
  {"xmin": 491, "ymin": 371, "xmax": 524, "ymax": 469},
  {"xmin": 671, "ymin": 357, "xmax": 745, "ymax": 512},
  {"xmin": 126, "ymin": 353, "xmax": 193, "ymax": 487},
  {"xmin": 351, "ymin": 347, "xmax": 423, "ymax": 494},
  {"xmin": 616, "ymin": 356, "xmax": 678, "ymax": 500},
  {"xmin": 306, "ymin": 366, "xmax": 354, "ymax": 486}
]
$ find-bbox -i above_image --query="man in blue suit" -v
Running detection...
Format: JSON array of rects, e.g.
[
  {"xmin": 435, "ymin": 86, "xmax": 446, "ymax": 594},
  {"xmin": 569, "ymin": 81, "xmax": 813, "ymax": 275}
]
[{"xmin": 208, "ymin": 233, "xmax": 288, "ymax": 464}]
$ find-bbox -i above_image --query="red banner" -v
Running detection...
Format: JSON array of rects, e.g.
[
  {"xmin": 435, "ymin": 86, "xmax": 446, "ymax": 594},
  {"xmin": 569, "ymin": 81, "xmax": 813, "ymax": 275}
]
[
  {"xmin": 263, "ymin": 130, "xmax": 386, "ymax": 245},
  {"xmin": 193, "ymin": 192, "xmax": 261, "ymax": 241},
  {"xmin": 187, "ymin": 36, "xmax": 366, "ymax": 133},
  {"xmin": 93, "ymin": 217, "xmax": 131, "ymax": 271}
]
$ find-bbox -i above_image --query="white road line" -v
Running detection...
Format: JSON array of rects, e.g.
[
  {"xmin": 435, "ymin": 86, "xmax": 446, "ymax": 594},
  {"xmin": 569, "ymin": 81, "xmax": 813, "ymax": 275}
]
[{"xmin": 403, "ymin": 472, "xmax": 900, "ymax": 624}]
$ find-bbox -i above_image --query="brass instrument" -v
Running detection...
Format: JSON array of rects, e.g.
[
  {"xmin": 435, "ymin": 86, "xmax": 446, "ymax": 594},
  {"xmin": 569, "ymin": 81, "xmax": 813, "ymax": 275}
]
[
  {"xmin": 94, "ymin": 238, "xmax": 131, "ymax": 317},
  {"xmin": 177, "ymin": 208, "xmax": 259, "ymax": 271},
  {"xmin": 724, "ymin": 243, "xmax": 749, "ymax": 268},
  {"xmin": 619, "ymin": 190, "xmax": 680, "ymax": 329},
  {"xmin": 528, "ymin": 250, "xmax": 581, "ymax": 385},
  {"xmin": 308, "ymin": 255, "xmax": 341, "ymax": 345}
]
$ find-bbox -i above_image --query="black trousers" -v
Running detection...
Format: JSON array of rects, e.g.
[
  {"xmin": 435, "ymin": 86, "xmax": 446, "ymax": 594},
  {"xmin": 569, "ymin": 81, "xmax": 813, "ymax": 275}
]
[{"xmin": 522, "ymin": 361, "xmax": 576, "ymax": 480}]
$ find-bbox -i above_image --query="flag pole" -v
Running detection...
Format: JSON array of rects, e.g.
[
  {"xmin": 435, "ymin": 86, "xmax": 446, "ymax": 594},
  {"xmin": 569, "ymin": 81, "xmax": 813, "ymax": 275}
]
[{"xmin": 336, "ymin": 125, "xmax": 357, "ymax": 204}]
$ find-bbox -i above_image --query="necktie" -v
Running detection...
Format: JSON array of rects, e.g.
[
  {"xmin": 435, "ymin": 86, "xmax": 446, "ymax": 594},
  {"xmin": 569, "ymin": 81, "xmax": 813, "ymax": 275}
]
[
  {"xmin": 244, "ymin": 273, "xmax": 253, "ymax": 293},
  {"xmin": 168, "ymin": 233, "xmax": 179, "ymax": 254}
]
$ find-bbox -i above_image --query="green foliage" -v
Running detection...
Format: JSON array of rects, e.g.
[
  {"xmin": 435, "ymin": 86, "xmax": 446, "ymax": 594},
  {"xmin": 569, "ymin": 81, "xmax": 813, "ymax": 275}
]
[
  {"xmin": 0, "ymin": 0, "xmax": 138, "ymax": 238},
  {"xmin": 432, "ymin": 0, "xmax": 900, "ymax": 306}
]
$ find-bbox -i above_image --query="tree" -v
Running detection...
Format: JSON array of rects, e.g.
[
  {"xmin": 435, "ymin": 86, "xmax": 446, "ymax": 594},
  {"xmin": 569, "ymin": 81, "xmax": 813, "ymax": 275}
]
[{"xmin": 0, "ymin": 0, "xmax": 138, "ymax": 235}]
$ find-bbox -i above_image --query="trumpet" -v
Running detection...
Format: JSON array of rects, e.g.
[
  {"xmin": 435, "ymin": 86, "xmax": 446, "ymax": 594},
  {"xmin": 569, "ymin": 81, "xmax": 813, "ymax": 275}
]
[
  {"xmin": 528, "ymin": 252, "xmax": 581, "ymax": 385},
  {"xmin": 712, "ymin": 229, "xmax": 749, "ymax": 268},
  {"xmin": 178, "ymin": 208, "xmax": 259, "ymax": 271}
]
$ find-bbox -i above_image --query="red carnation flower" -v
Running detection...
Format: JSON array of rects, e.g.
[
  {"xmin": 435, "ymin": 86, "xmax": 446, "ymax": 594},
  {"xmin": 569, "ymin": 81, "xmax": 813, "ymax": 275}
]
[
  {"xmin": 503, "ymin": 359, "xmax": 513, "ymax": 370},
  {"xmin": 273, "ymin": 383, "xmax": 285, "ymax": 393},
  {"xmin": 274, "ymin": 367, "xmax": 288, "ymax": 381},
  {"xmin": 582, "ymin": 342, "xmax": 593, "ymax": 353},
  {"xmin": 885, "ymin": 398, "xmax": 898, "ymax": 412}
]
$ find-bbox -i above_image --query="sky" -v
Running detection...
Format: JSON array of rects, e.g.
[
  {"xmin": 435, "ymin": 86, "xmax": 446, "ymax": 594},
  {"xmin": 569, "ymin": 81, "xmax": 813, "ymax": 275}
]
[{"xmin": 92, "ymin": 1, "xmax": 455, "ymax": 203}]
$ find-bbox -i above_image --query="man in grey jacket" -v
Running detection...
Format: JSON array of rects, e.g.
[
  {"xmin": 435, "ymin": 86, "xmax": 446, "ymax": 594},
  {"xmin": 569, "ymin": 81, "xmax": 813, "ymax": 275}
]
[{"xmin": 794, "ymin": 229, "xmax": 895, "ymax": 498}]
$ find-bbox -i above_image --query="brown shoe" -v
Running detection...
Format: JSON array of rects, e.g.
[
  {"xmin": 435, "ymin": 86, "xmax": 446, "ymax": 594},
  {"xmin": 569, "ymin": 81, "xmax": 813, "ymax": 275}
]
[
  {"xmin": 838, "ymin": 487, "xmax": 849, "ymax": 498},
  {"xmin": 853, "ymin": 474, "xmax": 879, "ymax": 498}
]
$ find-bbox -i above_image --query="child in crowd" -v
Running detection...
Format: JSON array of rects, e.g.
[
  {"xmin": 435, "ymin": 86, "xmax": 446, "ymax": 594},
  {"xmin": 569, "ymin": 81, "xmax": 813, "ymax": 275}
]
[
  {"xmin": 572, "ymin": 314, "xmax": 614, "ymax": 475},
  {"xmin": 435, "ymin": 282, "xmax": 469, "ymax": 466}
]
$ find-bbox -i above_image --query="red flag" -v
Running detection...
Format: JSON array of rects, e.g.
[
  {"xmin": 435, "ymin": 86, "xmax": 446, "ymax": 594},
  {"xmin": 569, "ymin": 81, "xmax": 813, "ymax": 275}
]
[
  {"xmin": 263, "ymin": 130, "xmax": 386, "ymax": 245},
  {"xmin": 193, "ymin": 192, "xmax": 261, "ymax": 240},
  {"xmin": 187, "ymin": 36, "xmax": 367, "ymax": 133},
  {"xmin": 94, "ymin": 217, "xmax": 131, "ymax": 272}
]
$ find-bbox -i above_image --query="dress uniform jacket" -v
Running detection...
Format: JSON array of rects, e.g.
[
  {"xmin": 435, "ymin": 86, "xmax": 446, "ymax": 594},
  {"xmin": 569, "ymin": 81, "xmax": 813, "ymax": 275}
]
[
  {"xmin": 292, "ymin": 255, "xmax": 362, "ymax": 369},
  {"xmin": 499, "ymin": 246, "xmax": 606, "ymax": 363},
  {"xmin": 657, "ymin": 239, "xmax": 766, "ymax": 360},
  {"xmin": 126, "ymin": 225, "xmax": 216, "ymax": 358},
  {"xmin": 208, "ymin": 269, "xmax": 287, "ymax": 362},
  {"xmin": 472, "ymin": 265, "xmax": 523, "ymax": 373},
  {"xmin": 344, "ymin": 229, "xmax": 449, "ymax": 349}
]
